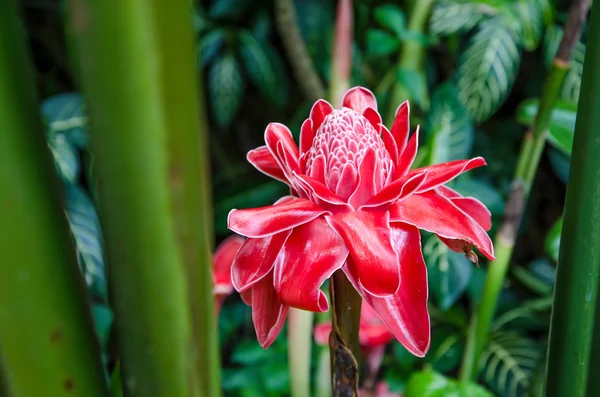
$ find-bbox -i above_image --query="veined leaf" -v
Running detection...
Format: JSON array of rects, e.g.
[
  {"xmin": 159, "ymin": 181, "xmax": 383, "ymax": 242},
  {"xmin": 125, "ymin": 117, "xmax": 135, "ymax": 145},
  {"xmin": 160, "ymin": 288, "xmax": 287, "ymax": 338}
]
[
  {"xmin": 426, "ymin": 83, "xmax": 474, "ymax": 164},
  {"xmin": 544, "ymin": 25, "xmax": 586, "ymax": 102},
  {"xmin": 516, "ymin": 98, "xmax": 577, "ymax": 155},
  {"xmin": 449, "ymin": 177, "xmax": 505, "ymax": 217},
  {"xmin": 198, "ymin": 28, "xmax": 225, "ymax": 67},
  {"xmin": 406, "ymin": 370, "xmax": 494, "ymax": 397},
  {"xmin": 64, "ymin": 185, "xmax": 107, "ymax": 302},
  {"xmin": 48, "ymin": 134, "xmax": 79, "ymax": 184},
  {"xmin": 373, "ymin": 4, "xmax": 406, "ymax": 38},
  {"xmin": 239, "ymin": 31, "xmax": 288, "ymax": 107},
  {"xmin": 545, "ymin": 216, "xmax": 562, "ymax": 263},
  {"xmin": 425, "ymin": 326, "xmax": 464, "ymax": 373},
  {"xmin": 457, "ymin": 17, "xmax": 522, "ymax": 122},
  {"xmin": 42, "ymin": 93, "xmax": 88, "ymax": 148},
  {"xmin": 511, "ymin": 0, "xmax": 544, "ymax": 51},
  {"xmin": 208, "ymin": 52, "xmax": 245, "ymax": 128},
  {"xmin": 366, "ymin": 29, "xmax": 400, "ymax": 57},
  {"xmin": 480, "ymin": 332, "xmax": 544, "ymax": 397},
  {"xmin": 423, "ymin": 234, "xmax": 473, "ymax": 310},
  {"xmin": 429, "ymin": 2, "xmax": 492, "ymax": 36}
]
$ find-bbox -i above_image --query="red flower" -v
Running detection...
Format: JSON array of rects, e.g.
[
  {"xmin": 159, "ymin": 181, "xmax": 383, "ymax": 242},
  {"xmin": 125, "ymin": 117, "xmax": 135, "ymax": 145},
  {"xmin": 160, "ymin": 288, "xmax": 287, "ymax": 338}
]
[
  {"xmin": 229, "ymin": 87, "xmax": 494, "ymax": 354},
  {"xmin": 212, "ymin": 235, "xmax": 245, "ymax": 314}
]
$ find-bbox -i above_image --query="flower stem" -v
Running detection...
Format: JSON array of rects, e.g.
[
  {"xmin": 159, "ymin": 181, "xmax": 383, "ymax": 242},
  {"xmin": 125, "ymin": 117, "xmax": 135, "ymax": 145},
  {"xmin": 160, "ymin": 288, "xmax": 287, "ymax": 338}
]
[
  {"xmin": 329, "ymin": 0, "xmax": 353, "ymax": 107},
  {"xmin": 288, "ymin": 308, "xmax": 314, "ymax": 397},
  {"xmin": 68, "ymin": 0, "xmax": 209, "ymax": 394},
  {"xmin": 274, "ymin": 0, "xmax": 325, "ymax": 101},
  {"xmin": 329, "ymin": 271, "xmax": 361, "ymax": 396},
  {"xmin": 0, "ymin": 3, "xmax": 109, "ymax": 396},
  {"xmin": 459, "ymin": 0, "xmax": 591, "ymax": 383},
  {"xmin": 546, "ymin": 2, "xmax": 600, "ymax": 395},
  {"xmin": 385, "ymin": 0, "xmax": 435, "ymax": 126}
]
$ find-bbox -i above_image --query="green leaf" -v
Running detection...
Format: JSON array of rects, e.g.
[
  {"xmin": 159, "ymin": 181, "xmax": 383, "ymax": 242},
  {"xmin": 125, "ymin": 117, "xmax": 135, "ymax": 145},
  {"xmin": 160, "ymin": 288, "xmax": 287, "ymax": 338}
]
[
  {"xmin": 42, "ymin": 93, "xmax": 88, "ymax": 148},
  {"xmin": 397, "ymin": 68, "xmax": 429, "ymax": 109},
  {"xmin": 449, "ymin": 177, "xmax": 505, "ymax": 217},
  {"xmin": 374, "ymin": 4, "xmax": 406, "ymax": 38},
  {"xmin": 208, "ymin": 0, "xmax": 250, "ymax": 19},
  {"xmin": 429, "ymin": 2, "xmax": 489, "ymax": 36},
  {"xmin": 543, "ymin": 25, "xmax": 586, "ymax": 102},
  {"xmin": 48, "ymin": 135, "xmax": 79, "ymax": 184},
  {"xmin": 239, "ymin": 31, "xmax": 288, "ymax": 107},
  {"xmin": 545, "ymin": 216, "xmax": 563, "ymax": 263},
  {"xmin": 231, "ymin": 340, "xmax": 272, "ymax": 364},
  {"xmin": 198, "ymin": 28, "xmax": 225, "ymax": 67},
  {"xmin": 405, "ymin": 370, "xmax": 494, "ymax": 397},
  {"xmin": 457, "ymin": 17, "xmax": 522, "ymax": 122},
  {"xmin": 208, "ymin": 52, "xmax": 244, "ymax": 128},
  {"xmin": 511, "ymin": 0, "xmax": 544, "ymax": 51},
  {"xmin": 480, "ymin": 332, "xmax": 544, "ymax": 397},
  {"xmin": 425, "ymin": 327, "xmax": 464, "ymax": 373},
  {"xmin": 423, "ymin": 234, "xmax": 473, "ymax": 310},
  {"xmin": 516, "ymin": 98, "xmax": 577, "ymax": 155},
  {"xmin": 366, "ymin": 29, "xmax": 400, "ymax": 57},
  {"xmin": 426, "ymin": 83, "xmax": 474, "ymax": 164},
  {"xmin": 64, "ymin": 185, "xmax": 107, "ymax": 302},
  {"xmin": 92, "ymin": 303, "xmax": 113, "ymax": 349}
]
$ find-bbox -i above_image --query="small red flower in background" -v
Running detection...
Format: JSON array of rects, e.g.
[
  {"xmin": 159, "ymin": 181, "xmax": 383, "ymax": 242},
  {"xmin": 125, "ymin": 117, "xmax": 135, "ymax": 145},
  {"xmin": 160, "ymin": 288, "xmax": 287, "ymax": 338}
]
[
  {"xmin": 212, "ymin": 235, "xmax": 245, "ymax": 315},
  {"xmin": 229, "ymin": 87, "xmax": 494, "ymax": 353}
]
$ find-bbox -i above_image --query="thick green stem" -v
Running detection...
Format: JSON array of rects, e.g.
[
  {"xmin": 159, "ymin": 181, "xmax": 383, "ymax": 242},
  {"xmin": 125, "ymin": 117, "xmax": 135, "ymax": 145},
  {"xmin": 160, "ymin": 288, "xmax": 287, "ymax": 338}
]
[
  {"xmin": 288, "ymin": 308, "xmax": 314, "ymax": 397},
  {"xmin": 546, "ymin": 2, "xmax": 600, "ymax": 395},
  {"xmin": 68, "ymin": 0, "xmax": 205, "ymax": 395},
  {"xmin": 151, "ymin": 1, "xmax": 221, "ymax": 395},
  {"xmin": 459, "ymin": 0, "xmax": 591, "ymax": 382},
  {"xmin": 587, "ymin": 282, "xmax": 600, "ymax": 396},
  {"xmin": 385, "ymin": 0, "xmax": 434, "ymax": 125},
  {"xmin": 0, "ymin": 2, "xmax": 108, "ymax": 396}
]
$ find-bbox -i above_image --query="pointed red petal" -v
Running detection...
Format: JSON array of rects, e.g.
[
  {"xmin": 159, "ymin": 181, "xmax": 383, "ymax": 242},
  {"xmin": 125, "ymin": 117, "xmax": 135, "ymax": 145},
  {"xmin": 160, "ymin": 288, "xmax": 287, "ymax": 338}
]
[
  {"xmin": 228, "ymin": 197, "xmax": 328, "ymax": 238},
  {"xmin": 342, "ymin": 223, "xmax": 430, "ymax": 357},
  {"xmin": 264, "ymin": 123, "xmax": 300, "ymax": 176},
  {"xmin": 451, "ymin": 197, "xmax": 492, "ymax": 231},
  {"xmin": 363, "ymin": 107, "xmax": 382, "ymax": 131},
  {"xmin": 213, "ymin": 235, "xmax": 245, "ymax": 288},
  {"xmin": 240, "ymin": 289, "xmax": 252, "ymax": 305},
  {"xmin": 299, "ymin": 118, "xmax": 315, "ymax": 157},
  {"xmin": 231, "ymin": 232, "xmax": 291, "ymax": 292},
  {"xmin": 335, "ymin": 163, "xmax": 358, "ymax": 201},
  {"xmin": 309, "ymin": 154, "xmax": 327, "ymax": 184},
  {"xmin": 274, "ymin": 218, "xmax": 348, "ymax": 312},
  {"xmin": 391, "ymin": 101, "xmax": 410, "ymax": 155},
  {"xmin": 438, "ymin": 236, "xmax": 480, "ymax": 265},
  {"xmin": 360, "ymin": 170, "xmax": 427, "ymax": 211},
  {"xmin": 250, "ymin": 272, "xmax": 288, "ymax": 348},
  {"xmin": 310, "ymin": 99, "xmax": 334, "ymax": 130},
  {"xmin": 389, "ymin": 190, "xmax": 495, "ymax": 260},
  {"xmin": 326, "ymin": 211, "xmax": 400, "ymax": 297},
  {"xmin": 293, "ymin": 173, "xmax": 352, "ymax": 212},
  {"xmin": 381, "ymin": 125, "xmax": 399, "ymax": 165},
  {"xmin": 395, "ymin": 126, "xmax": 419, "ymax": 178},
  {"xmin": 247, "ymin": 146, "xmax": 290, "ymax": 185},
  {"xmin": 342, "ymin": 86, "xmax": 378, "ymax": 113},
  {"xmin": 407, "ymin": 157, "xmax": 487, "ymax": 193},
  {"xmin": 348, "ymin": 148, "xmax": 378, "ymax": 209}
]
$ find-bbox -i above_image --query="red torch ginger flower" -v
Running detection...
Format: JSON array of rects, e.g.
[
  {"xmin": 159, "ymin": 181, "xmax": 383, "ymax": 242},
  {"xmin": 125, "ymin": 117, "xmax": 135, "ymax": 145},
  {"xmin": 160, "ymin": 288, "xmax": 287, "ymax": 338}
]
[
  {"xmin": 212, "ymin": 235, "xmax": 245, "ymax": 315},
  {"xmin": 229, "ymin": 87, "xmax": 494, "ymax": 354}
]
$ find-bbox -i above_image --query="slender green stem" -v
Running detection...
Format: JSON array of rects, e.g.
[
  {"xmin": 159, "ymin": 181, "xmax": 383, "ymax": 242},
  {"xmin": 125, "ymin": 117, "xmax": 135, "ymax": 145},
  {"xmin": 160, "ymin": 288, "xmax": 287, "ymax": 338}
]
[
  {"xmin": 546, "ymin": 2, "xmax": 600, "ymax": 395},
  {"xmin": 288, "ymin": 308, "xmax": 314, "ymax": 397},
  {"xmin": 68, "ymin": 0, "xmax": 203, "ymax": 395},
  {"xmin": 385, "ymin": 0, "xmax": 434, "ymax": 126},
  {"xmin": 587, "ymin": 281, "xmax": 600, "ymax": 396},
  {"xmin": 0, "ymin": 2, "xmax": 108, "ymax": 396},
  {"xmin": 150, "ymin": 1, "xmax": 221, "ymax": 395},
  {"xmin": 330, "ymin": 271, "xmax": 362, "ymax": 366},
  {"xmin": 459, "ymin": 0, "xmax": 591, "ymax": 383}
]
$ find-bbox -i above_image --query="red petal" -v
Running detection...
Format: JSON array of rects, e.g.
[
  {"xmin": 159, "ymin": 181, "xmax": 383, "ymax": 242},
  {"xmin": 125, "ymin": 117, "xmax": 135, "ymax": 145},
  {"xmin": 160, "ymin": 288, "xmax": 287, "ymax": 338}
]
[
  {"xmin": 231, "ymin": 232, "xmax": 291, "ymax": 292},
  {"xmin": 247, "ymin": 146, "xmax": 290, "ymax": 185},
  {"xmin": 381, "ymin": 125, "xmax": 399, "ymax": 165},
  {"xmin": 395, "ymin": 126, "xmax": 419, "ymax": 178},
  {"xmin": 451, "ymin": 197, "xmax": 492, "ymax": 231},
  {"xmin": 391, "ymin": 101, "xmax": 410, "ymax": 155},
  {"xmin": 348, "ymin": 148, "xmax": 378, "ymax": 209},
  {"xmin": 326, "ymin": 211, "xmax": 400, "ymax": 297},
  {"xmin": 343, "ymin": 223, "xmax": 431, "ymax": 357},
  {"xmin": 264, "ymin": 123, "xmax": 300, "ymax": 175},
  {"xmin": 335, "ymin": 163, "xmax": 358, "ymax": 201},
  {"xmin": 240, "ymin": 290, "xmax": 252, "ymax": 305},
  {"xmin": 310, "ymin": 99, "xmax": 334, "ymax": 130},
  {"xmin": 228, "ymin": 197, "xmax": 328, "ymax": 238},
  {"xmin": 309, "ymin": 154, "xmax": 327, "ymax": 185},
  {"xmin": 407, "ymin": 157, "xmax": 487, "ymax": 193},
  {"xmin": 342, "ymin": 86, "xmax": 378, "ymax": 113},
  {"xmin": 250, "ymin": 272, "xmax": 289, "ymax": 348},
  {"xmin": 363, "ymin": 107, "xmax": 382, "ymax": 131},
  {"xmin": 361, "ymin": 170, "xmax": 427, "ymax": 211},
  {"xmin": 275, "ymin": 218, "xmax": 348, "ymax": 311},
  {"xmin": 299, "ymin": 118, "xmax": 315, "ymax": 156},
  {"xmin": 438, "ymin": 236, "xmax": 480, "ymax": 265},
  {"xmin": 436, "ymin": 185, "xmax": 461, "ymax": 199},
  {"xmin": 313, "ymin": 323, "xmax": 331, "ymax": 346},
  {"xmin": 293, "ymin": 173, "xmax": 352, "ymax": 212},
  {"xmin": 213, "ymin": 235, "xmax": 245, "ymax": 288},
  {"xmin": 389, "ymin": 190, "xmax": 494, "ymax": 260}
]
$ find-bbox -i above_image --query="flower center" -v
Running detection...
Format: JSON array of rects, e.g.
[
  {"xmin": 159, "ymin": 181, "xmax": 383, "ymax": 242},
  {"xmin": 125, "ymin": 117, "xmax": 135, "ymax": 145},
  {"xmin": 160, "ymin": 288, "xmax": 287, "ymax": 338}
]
[{"xmin": 304, "ymin": 108, "xmax": 394, "ymax": 201}]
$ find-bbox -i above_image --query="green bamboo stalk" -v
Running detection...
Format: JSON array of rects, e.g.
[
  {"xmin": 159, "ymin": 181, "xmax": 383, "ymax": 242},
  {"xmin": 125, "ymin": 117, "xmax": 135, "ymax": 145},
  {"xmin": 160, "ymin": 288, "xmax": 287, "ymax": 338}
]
[
  {"xmin": 288, "ymin": 308, "xmax": 314, "ymax": 397},
  {"xmin": 384, "ymin": 0, "xmax": 434, "ymax": 126},
  {"xmin": 459, "ymin": 0, "xmax": 591, "ymax": 382},
  {"xmin": 587, "ymin": 285, "xmax": 600, "ymax": 396},
  {"xmin": 149, "ymin": 1, "xmax": 221, "ymax": 395},
  {"xmin": 67, "ymin": 0, "xmax": 204, "ymax": 395},
  {"xmin": 546, "ymin": 2, "xmax": 600, "ymax": 395},
  {"xmin": 0, "ymin": 2, "xmax": 109, "ymax": 396}
]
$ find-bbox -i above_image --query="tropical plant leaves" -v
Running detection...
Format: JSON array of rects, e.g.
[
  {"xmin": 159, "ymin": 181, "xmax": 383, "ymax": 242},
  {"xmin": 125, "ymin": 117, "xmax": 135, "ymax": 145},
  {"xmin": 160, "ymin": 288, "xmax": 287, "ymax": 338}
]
[
  {"xmin": 423, "ymin": 234, "xmax": 473, "ymax": 310},
  {"xmin": 42, "ymin": 93, "xmax": 88, "ymax": 148},
  {"xmin": 480, "ymin": 332, "xmax": 544, "ymax": 397},
  {"xmin": 544, "ymin": 25, "xmax": 586, "ymax": 103},
  {"xmin": 366, "ymin": 29, "xmax": 400, "ymax": 57},
  {"xmin": 48, "ymin": 135, "xmax": 79, "ymax": 184},
  {"xmin": 511, "ymin": 1, "xmax": 544, "ymax": 51},
  {"xmin": 429, "ymin": 2, "xmax": 487, "ymax": 36},
  {"xmin": 457, "ymin": 17, "xmax": 522, "ymax": 122},
  {"xmin": 198, "ymin": 28, "xmax": 225, "ymax": 67},
  {"xmin": 406, "ymin": 370, "xmax": 494, "ymax": 397},
  {"xmin": 239, "ymin": 31, "xmax": 289, "ymax": 107},
  {"xmin": 426, "ymin": 83, "xmax": 474, "ymax": 164},
  {"xmin": 208, "ymin": 52, "xmax": 245, "ymax": 128},
  {"xmin": 545, "ymin": 216, "xmax": 562, "ymax": 263},
  {"xmin": 373, "ymin": 4, "xmax": 406, "ymax": 38},
  {"xmin": 449, "ymin": 177, "xmax": 505, "ymax": 217}
]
